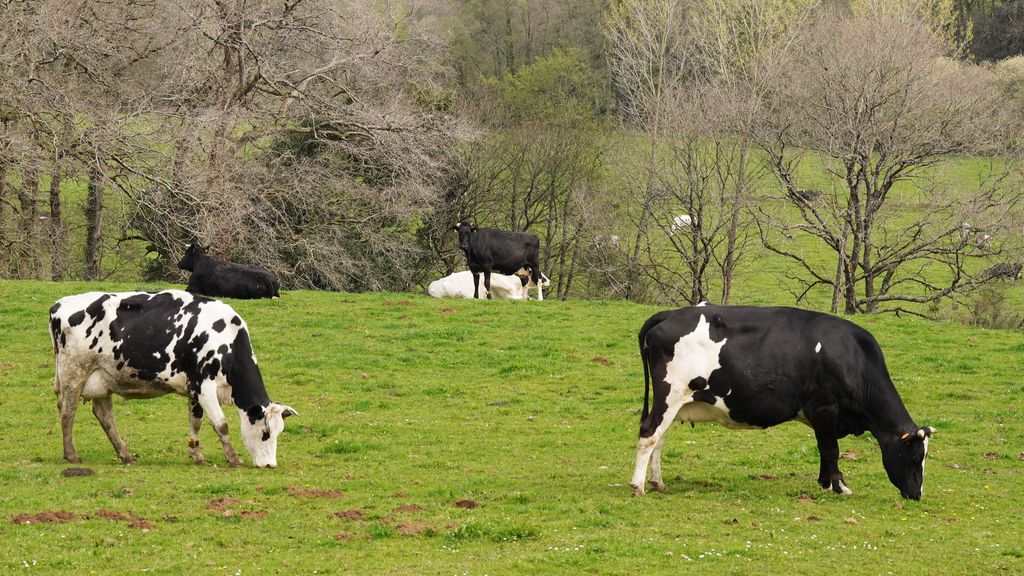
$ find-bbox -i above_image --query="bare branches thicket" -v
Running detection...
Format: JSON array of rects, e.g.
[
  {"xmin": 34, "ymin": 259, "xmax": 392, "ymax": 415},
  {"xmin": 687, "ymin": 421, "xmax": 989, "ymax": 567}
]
[
  {"xmin": 753, "ymin": 6, "xmax": 1022, "ymax": 314},
  {"xmin": 603, "ymin": 0, "xmax": 690, "ymax": 302}
]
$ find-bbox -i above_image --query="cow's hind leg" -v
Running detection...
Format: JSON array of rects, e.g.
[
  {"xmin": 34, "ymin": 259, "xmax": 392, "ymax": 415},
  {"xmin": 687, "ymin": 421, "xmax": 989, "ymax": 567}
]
[
  {"xmin": 187, "ymin": 398, "xmax": 207, "ymax": 465},
  {"xmin": 647, "ymin": 433, "xmax": 669, "ymax": 493},
  {"xmin": 197, "ymin": 382, "xmax": 242, "ymax": 467},
  {"xmin": 92, "ymin": 395, "xmax": 137, "ymax": 464},
  {"xmin": 630, "ymin": 398, "xmax": 685, "ymax": 496},
  {"xmin": 484, "ymin": 271, "xmax": 493, "ymax": 299},
  {"xmin": 472, "ymin": 272, "xmax": 481, "ymax": 299}
]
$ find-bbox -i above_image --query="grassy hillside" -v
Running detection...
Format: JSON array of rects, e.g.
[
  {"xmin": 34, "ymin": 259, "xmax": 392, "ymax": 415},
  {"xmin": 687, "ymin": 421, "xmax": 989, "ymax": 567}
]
[{"xmin": 0, "ymin": 280, "xmax": 1022, "ymax": 575}]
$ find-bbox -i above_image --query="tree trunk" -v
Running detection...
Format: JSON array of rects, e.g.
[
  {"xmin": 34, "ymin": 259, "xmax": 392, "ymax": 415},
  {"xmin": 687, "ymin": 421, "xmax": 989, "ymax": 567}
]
[
  {"xmin": 84, "ymin": 169, "xmax": 104, "ymax": 280},
  {"xmin": 49, "ymin": 168, "xmax": 66, "ymax": 281},
  {"xmin": 0, "ymin": 162, "xmax": 7, "ymax": 275},
  {"xmin": 18, "ymin": 169, "xmax": 41, "ymax": 279},
  {"xmin": 722, "ymin": 142, "xmax": 748, "ymax": 305}
]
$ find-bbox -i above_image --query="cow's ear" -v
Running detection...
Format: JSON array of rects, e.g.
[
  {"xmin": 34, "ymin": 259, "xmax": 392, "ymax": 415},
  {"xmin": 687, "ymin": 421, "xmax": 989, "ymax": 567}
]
[
  {"xmin": 922, "ymin": 426, "xmax": 935, "ymax": 438},
  {"xmin": 470, "ymin": 223, "xmax": 478, "ymax": 232},
  {"xmin": 453, "ymin": 222, "xmax": 462, "ymax": 232},
  {"xmin": 281, "ymin": 405, "xmax": 298, "ymax": 419}
]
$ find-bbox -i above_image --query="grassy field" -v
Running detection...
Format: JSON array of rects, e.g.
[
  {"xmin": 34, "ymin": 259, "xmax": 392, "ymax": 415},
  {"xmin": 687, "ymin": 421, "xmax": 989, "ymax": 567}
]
[{"xmin": 1, "ymin": 280, "xmax": 1022, "ymax": 575}]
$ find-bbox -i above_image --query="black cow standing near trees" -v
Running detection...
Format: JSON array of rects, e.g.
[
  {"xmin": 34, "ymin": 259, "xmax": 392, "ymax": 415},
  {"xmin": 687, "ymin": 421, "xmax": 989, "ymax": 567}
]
[
  {"xmin": 178, "ymin": 244, "xmax": 280, "ymax": 300},
  {"xmin": 454, "ymin": 222, "xmax": 545, "ymax": 301}
]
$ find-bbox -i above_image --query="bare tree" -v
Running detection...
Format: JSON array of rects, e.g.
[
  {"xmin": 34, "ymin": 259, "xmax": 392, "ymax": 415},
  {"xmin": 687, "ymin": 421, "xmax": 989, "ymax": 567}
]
[
  {"xmin": 753, "ymin": 6, "xmax": 1022, "ymax": 314},
  {"xmin": 604, "ymin": 0, "xmax": 691, "ymax": 302}
]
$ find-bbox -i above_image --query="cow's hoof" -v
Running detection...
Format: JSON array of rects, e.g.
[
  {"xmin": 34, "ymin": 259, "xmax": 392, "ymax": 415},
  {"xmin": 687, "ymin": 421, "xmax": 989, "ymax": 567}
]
[
  {"xmin": 64, "ymin": 455, "xmax": 82, "ymax": 464},
  {"xmin": 119, "ymin": 454, "xmax": 138, "ymax": 464},
  {"xmin": 191, "ymin": 456, "xmax": 207, "ymax": 465},
  {"xmin": 630, "ymin": 483, "xmax": 646, "ymax": 497},
  {"xmin": 228, "ymin": 460, "xmax": 243, "ymax": 468},
  {"xmin": 649, "ymin": 480, "xmax": 667, "ymax": 493}
]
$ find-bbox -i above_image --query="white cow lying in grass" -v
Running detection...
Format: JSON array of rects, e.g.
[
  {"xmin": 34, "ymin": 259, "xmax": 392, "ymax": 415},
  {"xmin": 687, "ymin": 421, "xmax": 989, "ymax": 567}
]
[{"xmin": 428, "ymin": 270, "xmax": 549, "ymax": 300}]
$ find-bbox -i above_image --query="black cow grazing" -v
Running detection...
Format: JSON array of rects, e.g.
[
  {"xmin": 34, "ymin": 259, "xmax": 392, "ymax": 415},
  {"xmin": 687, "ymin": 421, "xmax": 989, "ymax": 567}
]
[
  {"xmin": 454, "ymin": 222, "xmax": 545, "ymax": 301},
  {"xmin": 631, "ymin": 305, "xmax": 935, "ymax": 500},
  {"xmin": 178, "ymin": 243, "xmax": 279, "ymax": 300},
  {"xmin": 49, "ymin": 290, "xmax": 296, "ymax": 468}
]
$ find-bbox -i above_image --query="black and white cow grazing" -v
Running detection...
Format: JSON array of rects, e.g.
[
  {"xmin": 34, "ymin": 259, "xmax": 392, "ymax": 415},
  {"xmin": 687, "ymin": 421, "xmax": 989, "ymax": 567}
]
[
  {"xmin": 454, "ymin": 222, "xmax": 545, "ymax": 301},
  {"xmin": 49, "ymin": 290, "xmax": 296, "ymax": 468},
  {"xmin": 632, "ymin": 305, "xmax": 935, "ymax": 500},
  {"xmin": 178, "ymin": 243, "xmax": 280, "ymax": 300}
]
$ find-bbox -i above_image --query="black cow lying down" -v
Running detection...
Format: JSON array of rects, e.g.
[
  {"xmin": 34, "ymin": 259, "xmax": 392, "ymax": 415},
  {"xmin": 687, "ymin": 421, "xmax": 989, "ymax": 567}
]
[
  {"xmin": 631, "ymin": 305, "xmax": 934, "ymax": 499},
  {"xmin": 179, "ymin": 243, "xmax": 279, "ymax": 299}
]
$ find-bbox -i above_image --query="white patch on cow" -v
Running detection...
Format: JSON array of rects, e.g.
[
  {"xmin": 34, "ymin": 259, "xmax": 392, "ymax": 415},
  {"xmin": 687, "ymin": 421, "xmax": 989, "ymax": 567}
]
[
  {"xmin": 696, "ymin": 301, "xmax": 708, "ymax": 307},
  {"xmin": 664, "ymin": 315, "xmax": 727, "ymax": 392},
  {"xmin": 829, "ymin": 479, "xmax": 853, "ymax": 495},
  {"xmin": 815, "ymin": 342, "xmax": 822, "ymax": 354}
]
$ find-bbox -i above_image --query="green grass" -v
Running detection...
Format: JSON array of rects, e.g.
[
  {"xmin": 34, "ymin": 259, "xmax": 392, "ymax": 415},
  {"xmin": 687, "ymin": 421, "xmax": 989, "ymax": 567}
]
[{"xmin": 1, "ymin": 280, "xmax": 1022, "ymax": 574}]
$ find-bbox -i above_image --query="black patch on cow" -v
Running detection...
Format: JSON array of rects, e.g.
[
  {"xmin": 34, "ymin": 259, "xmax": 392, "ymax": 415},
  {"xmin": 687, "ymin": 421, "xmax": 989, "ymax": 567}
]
[
  {"xmin": 212, "ymin": 319, "xmax": 226, "ymax": 332},
  {"xmin": 246, "ymin": 404, "xmax": 266, "ymax": 425},
  {"xmin": 692, "ymin": 389, "xmax": 718, "ymax": 405},
  {"xmin": 191, "ymin": 400, "xmax": 203, "ymax": 419},
  {"xmin": 231, "ymin": 316, "xmax": 241, "ymax": 326},
  {"xmin": 68, "ymin": 310, "xmax": 85, "ymax": 327},
  {"xmin": 261, "ymin": 430, "xmax": 270, "ymax": 442},
  {"xmin": 689, "ymin": 377, "xmax": 708, "ymax": 391},
  {"xmin": 83, "ymin": 294, "xmax": 113, "ymax": 339},
  {"xmin": 90, "ymin": 336, "xmax": 99, "ymax": 349}
]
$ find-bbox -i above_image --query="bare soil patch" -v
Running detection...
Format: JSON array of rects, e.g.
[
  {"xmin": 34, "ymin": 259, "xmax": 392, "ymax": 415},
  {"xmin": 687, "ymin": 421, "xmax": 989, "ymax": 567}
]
[
  {"xmin": 453, "ymin": 499, "xmax": 479, "ymax": 509},
  {"xmin": 12, "ymin": 511, "xmax": 79, "ymax": 524},
  {"xmin": 334, "ymin": 509, "xmax": 366, "ymax": 521}
]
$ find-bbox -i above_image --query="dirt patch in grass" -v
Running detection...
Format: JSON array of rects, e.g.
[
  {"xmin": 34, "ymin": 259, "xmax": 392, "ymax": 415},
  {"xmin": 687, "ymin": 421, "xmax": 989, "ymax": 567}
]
[
  {"xmin": 61, "ymin": 467, "xmax": 94, "ymax": 477},
  {"xmin": 240, "ymin": 510, "xmax": 267, "ymax": 520},
  {"xmin": 395, "ymin": 523, "xmax": 424, "ymax": 535},
  {"xmin": 12, "ymin": 511, "xmax": 79, "ymax": 525},
  {"xmin": 751, "ymin": 474, "xmax": 778, "ymax": 481},
  {"xmin": 394, "ymin": 504, "xmax": 423, "ymax": 513},
  {"xmin": 205, "ymin": 497, "xmax": 241, "ymax": 511},
  {"xmin": 95, "ymin": 509, "xmax": 129, "ymax": 521},
  {"xmin": 128, "ymin": 517, "xmax": 154, "ymax": 531},
  {"xmin": 983, "ymin": 452, "xmax": 999, "ymax": 460},
  {"xmin": 288, "ymin": 486, "xmax": 344, "ymax": 499},
  {"xmin": 453, "ymin": 499, "xmax": 479, "ymax": 509},
  {"xmin": 441, "ymin": 307, "xmax": 456, "ymax": 314},
  {"xmin": 840, "ymin": 451, "xmax": 860, "ymax": 461},
  {"xmin": 591, "ymin": 356, "xmax": 613, "ymax": 366},
  {"xmin": 796, "ymin": 493, "xmax": 814, "ymax": 503},
  {"xmin": 335, "ymin": 509, "xmax": 365, "ymax": 521}
]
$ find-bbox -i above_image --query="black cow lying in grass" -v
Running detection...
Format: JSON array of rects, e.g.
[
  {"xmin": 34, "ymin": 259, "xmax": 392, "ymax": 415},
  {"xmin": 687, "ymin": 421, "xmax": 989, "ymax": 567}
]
[{"xmin": 178, "ymin": 243, "xmax": 280, "ymax": 300}]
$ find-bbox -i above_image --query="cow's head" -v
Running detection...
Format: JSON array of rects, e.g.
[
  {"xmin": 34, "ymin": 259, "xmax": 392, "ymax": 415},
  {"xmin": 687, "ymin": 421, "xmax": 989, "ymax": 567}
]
[
  {"xmin": 178, "ymin": 243, "xmax": 206, "ymax": 272},
  {"xmin": 239, "ymin": 403, "xmax": 297, "ymax": 468},
  {"xmin": 880, "ymin": 426, "xmax": 935, "ymax": 500},
  {"xmin": 453, "ymin": 221, "xmax": 477, "ymax": 252}
]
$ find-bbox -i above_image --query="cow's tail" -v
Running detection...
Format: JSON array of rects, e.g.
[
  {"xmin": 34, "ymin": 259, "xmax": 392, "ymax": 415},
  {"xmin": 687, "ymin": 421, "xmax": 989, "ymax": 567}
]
[
  {"xmin": 637, "ymin": 310, "xmax": 671, "ymax": 425},
  {"xmin": 640, "ymin": 337, "xmax": 651, "ymax": 423}
]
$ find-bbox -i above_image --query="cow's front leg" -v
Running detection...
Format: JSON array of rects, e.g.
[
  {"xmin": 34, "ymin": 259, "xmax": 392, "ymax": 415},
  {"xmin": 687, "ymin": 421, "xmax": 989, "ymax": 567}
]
[
  {"xmin": 812, "ymin": 426, "xmax": 851, "ymax": 495},
  {"xmin": 91, "ymin": 395, "xmax": 137, "ymax": 463},
  {"xmin": 197, "ymin": 383, "xmax": 242, "ymax": 467},
  {"xmin": 483, "ymin": 271, "xmax": 493, "ymax": 299},
  {"xmin": 187, "ymin": 398, "xmax": 206, "ymax": 465},
  {"xmin": 472, "ymin": 272, "xmax": 481, "ymax": 299}
]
